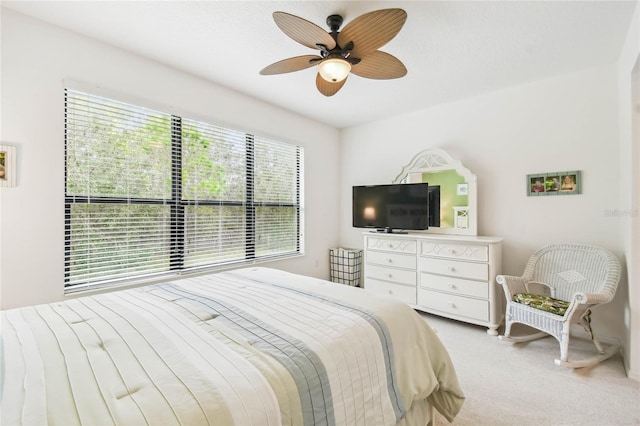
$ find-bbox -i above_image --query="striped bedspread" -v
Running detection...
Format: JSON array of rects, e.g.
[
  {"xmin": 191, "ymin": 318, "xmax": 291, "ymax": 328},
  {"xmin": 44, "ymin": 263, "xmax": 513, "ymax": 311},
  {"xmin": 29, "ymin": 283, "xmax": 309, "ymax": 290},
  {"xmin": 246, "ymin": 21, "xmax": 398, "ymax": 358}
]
[{"xmin": 1, "ymin": 267, "xmax": 464, "ymax": 425}]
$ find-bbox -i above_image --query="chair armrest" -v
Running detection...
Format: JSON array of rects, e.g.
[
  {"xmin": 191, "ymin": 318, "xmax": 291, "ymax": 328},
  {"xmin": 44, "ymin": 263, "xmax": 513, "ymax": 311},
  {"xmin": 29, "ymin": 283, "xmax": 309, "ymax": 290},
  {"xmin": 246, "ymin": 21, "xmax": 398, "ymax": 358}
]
[
  {"xmin": 572, "ymin": 292, "xmax": 613, "ymax": 305},
  {"xmin": 496, "ymin": 275, "xmax": 527, "ymax": 300}
]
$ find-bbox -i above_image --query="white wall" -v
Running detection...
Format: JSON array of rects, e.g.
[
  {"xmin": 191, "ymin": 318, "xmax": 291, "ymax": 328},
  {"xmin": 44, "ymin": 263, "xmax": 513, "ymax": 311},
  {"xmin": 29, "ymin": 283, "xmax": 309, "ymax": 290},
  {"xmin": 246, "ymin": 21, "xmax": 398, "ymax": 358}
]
[
  {"xmin": 0, "ymin": 9, "xmax": 341, "ymax": 309},
  {"xmin": 339, "ymin": 65, "xmax": 627, "ymax": 347},
  {"xmin": 1, "ymin": 4, "xmax": 636, "ymax": 377},
  {"xmin": 617, "ymin": 1, "xmax": 639, "ymax": 380}
]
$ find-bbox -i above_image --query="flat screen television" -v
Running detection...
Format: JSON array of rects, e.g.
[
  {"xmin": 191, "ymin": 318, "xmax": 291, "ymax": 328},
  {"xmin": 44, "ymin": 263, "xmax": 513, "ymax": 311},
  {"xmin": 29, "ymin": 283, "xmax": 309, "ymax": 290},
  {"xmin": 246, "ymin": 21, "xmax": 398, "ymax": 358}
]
[{"xmin": 352, "ymin": 183, "xmax": 433, "ymax": 233}]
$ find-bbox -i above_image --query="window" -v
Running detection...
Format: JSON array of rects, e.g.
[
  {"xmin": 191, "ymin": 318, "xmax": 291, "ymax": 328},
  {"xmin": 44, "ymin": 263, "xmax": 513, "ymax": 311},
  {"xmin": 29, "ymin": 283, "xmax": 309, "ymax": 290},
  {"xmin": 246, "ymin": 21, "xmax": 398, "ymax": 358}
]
[{"xmin": 65, "ymin": 89, "xmax": 304, "ymax": 290}]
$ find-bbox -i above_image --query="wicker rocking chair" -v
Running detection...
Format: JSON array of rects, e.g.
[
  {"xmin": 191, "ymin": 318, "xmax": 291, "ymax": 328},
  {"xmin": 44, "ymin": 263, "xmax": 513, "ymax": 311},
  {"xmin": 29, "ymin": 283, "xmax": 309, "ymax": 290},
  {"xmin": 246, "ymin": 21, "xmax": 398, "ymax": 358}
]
[{"xmin": 497, "ymin": 244, "xmax": 621, "ymax": 368}]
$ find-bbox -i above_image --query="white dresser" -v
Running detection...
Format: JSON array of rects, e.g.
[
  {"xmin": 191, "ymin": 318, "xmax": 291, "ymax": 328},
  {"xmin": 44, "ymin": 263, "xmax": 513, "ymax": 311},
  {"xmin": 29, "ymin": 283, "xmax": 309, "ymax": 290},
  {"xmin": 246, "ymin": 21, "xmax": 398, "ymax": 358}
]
[{"xmin": 363, "ymin": 232, "xmax": 503, "ymax": 335}]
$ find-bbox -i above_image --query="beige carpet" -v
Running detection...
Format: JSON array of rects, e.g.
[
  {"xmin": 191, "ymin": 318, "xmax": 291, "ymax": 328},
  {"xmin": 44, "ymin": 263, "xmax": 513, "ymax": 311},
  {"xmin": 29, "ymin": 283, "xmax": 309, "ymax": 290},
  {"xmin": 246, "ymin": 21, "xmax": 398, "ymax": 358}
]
[{"xmin": 421, "ymin": 313, "xmax": 640, "ymax": 426}]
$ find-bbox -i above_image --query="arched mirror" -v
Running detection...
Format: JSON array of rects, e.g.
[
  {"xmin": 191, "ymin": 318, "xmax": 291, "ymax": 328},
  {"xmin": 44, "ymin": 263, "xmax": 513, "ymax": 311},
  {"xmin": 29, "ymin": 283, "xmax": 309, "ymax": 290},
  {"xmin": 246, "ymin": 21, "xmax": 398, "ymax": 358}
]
[{"xmin": 393, "ymin": 148, "xmax": 477, "ymax": 236}]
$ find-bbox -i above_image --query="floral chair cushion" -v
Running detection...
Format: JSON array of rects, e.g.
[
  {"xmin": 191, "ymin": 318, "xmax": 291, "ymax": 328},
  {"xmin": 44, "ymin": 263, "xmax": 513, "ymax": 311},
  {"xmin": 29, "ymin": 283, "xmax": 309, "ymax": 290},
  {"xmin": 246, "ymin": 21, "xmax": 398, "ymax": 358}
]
[{"xmin": 513, "ymin": 293, "xmax": 570, "ymax": 316}]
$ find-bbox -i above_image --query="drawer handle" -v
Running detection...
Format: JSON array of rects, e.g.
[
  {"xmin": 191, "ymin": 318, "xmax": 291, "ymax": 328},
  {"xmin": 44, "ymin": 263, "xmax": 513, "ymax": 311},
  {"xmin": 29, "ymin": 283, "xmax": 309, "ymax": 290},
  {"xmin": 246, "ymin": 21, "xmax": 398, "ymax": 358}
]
[
  {"xmin": 447, "ymin": 266, "xmax": 456, "ymax": 272},
  {"xmin": 448, "ymin": 283, "xmax": 456, "ymax": 289},
  {"xmin": 448, "ymin": 248, "xmax": 457, "ymax": 254},
  {"xmin": 387, "ymin": 258, "xmax": 393, "ymax": 264},
  {"xmin": 387, "ymin": 273, "xmax": 393, "ymax": 279},
  {"xmin": 448, "ymin": 301, "xmax": 456, "ymax": 308},
  {"xmin": 388, "ymin": 289, "xmax": 393, "ymax": 295}
]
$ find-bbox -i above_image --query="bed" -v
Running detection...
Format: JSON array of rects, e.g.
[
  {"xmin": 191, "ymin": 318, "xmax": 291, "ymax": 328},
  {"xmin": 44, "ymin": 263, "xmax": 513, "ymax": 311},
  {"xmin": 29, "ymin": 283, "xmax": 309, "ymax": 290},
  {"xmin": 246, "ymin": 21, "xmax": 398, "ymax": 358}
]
[{"xmin": 1, "ymin": 267, "xmax": 464, "ymax": 425}]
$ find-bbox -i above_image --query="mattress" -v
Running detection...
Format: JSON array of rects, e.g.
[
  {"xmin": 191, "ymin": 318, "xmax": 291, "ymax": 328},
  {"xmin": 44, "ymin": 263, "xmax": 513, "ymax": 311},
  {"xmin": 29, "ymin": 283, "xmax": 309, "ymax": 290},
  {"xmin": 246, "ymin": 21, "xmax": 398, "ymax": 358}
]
[{"xmin": 1, "ymin": 267, "xmax": 464, "ymax": 425}]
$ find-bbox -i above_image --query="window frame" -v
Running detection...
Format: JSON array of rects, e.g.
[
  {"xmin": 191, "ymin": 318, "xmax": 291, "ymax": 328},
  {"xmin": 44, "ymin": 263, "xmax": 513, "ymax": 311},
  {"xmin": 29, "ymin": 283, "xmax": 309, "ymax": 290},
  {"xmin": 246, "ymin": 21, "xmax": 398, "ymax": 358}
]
[{"xmin": 64, "ymin": 89, "xmax": 304, "ymax": 292}]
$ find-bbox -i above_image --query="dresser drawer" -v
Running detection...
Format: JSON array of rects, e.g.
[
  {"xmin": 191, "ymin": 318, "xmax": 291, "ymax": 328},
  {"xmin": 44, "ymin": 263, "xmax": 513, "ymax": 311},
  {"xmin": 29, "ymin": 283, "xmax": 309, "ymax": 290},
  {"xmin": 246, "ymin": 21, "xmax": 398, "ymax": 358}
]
[
  {"xmin": 420, "ymin": 257, "xmax": 488, "ymax": 281},
  {"xmin": 418, "ymin": 288, "xmax": 489, "ymax": 322},
  {"xmin": 367, "ymin": 237, "xmax": 417, "ymax": 254},
  {"xmin": 366, "ymin": 264, "xmax": 416, "ymax": 286},
  {"xmin": 421, "ymin": 241, "xmax": 489, "ymax": 262},
  {"xmin": 366, "ymin": 251, "xmax": 416, "ymax": 269},
  {"xmin": 366, "ymin": 279, "xmax": 416, "ymax": 305},
  {"xmin": 421, "ymin": 273, "xmax": 489, "ymax": 299}
]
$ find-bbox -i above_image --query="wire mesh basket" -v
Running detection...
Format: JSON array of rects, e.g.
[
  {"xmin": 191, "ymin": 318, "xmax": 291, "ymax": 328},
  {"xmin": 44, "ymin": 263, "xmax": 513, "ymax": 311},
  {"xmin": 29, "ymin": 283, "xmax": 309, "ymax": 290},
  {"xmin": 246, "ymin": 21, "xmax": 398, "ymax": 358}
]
[{"xmin": 329, "ymin": 248, "xmax": 363, "ymax": 287}]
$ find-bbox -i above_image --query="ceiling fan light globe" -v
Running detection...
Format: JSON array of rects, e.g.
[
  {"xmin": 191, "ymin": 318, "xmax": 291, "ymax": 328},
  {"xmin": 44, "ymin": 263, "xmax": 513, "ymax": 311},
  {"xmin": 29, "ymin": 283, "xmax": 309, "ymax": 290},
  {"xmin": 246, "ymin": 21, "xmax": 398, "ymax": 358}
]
[{"xmin": 318, "ymin": 58, "xmax": 351, "ymax": 83}]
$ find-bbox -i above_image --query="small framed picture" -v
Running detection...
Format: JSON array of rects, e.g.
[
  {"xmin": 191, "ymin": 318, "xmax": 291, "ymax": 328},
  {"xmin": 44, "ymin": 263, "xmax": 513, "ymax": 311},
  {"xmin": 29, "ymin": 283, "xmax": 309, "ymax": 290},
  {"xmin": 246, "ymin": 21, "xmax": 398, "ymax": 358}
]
[
  {"xmin": 529, "ymin": 176, "xmax": 546, "ymax": 194},
  {"xmin": 527, "ymin": 170, "xmax": 581, "ymax": 196},
  {"xmin": 0, "ymin": 144, "xmax": 16, "ymax": 187},
  {"xmin": 545, "ymin": 175, "xmax": 561, "ymax": 193}
]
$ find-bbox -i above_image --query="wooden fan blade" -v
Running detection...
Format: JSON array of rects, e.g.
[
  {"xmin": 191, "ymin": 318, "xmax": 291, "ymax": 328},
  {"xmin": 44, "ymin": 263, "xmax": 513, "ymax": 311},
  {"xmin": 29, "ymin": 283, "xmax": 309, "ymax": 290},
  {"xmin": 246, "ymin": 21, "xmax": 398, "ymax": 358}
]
[
  {"xmin": 337, "ymin": 9, "xmax": 407, "ymax": 58},
  {"xmin": 260, "ymin": 55, "xmax": 321, "ymax": 75},
  {"xmin": 350, "ymin": 50, "xmax": 407, "ymax": 80},
  {"xmin": 316, "ymin": 73, "xmax": 347, "ymax": 97},
  {"xmin": 273, "ymin": 11, "xmax": 336, "ymax": 50}
]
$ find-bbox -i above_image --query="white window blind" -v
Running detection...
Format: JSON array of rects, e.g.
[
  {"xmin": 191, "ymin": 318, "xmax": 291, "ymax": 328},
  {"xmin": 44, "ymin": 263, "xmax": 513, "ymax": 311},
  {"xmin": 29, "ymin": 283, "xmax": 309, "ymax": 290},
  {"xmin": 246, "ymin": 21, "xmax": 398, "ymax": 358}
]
[{"xmin": 65, "ymin": 89, "xmax": 304, "ymax": 290}]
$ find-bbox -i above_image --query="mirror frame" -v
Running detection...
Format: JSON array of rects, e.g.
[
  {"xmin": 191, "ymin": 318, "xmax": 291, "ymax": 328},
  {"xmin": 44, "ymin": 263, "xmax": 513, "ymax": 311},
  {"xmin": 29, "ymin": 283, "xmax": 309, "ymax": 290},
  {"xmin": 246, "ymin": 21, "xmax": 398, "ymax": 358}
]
[{"xmin": 393, "ymin": 148, "xmax": 477, "ymax": 236}]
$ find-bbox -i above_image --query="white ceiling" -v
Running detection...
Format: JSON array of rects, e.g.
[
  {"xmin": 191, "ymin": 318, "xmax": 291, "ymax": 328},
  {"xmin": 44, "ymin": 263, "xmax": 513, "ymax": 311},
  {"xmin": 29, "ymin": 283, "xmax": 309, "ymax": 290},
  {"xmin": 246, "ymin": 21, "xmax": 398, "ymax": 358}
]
[{"xmin": 3, "ymin": 1, "xmax": 637, "ymax": 128}]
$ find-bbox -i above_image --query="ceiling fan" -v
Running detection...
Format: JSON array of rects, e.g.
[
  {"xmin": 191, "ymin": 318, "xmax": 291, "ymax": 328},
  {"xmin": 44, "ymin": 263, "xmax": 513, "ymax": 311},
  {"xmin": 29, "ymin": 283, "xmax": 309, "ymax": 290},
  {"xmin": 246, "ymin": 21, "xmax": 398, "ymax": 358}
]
[{"xmin": 260, "ymin": 9, "xmax": 408, "ymax": 97}]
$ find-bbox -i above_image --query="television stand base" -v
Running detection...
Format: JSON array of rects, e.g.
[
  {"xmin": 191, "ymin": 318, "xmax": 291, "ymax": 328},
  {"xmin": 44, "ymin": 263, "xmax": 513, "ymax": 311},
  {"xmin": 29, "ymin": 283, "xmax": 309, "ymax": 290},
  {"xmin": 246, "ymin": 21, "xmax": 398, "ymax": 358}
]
[{"xmin": 371, "ymin": 228, "xmax": 408, "ymax": 234}]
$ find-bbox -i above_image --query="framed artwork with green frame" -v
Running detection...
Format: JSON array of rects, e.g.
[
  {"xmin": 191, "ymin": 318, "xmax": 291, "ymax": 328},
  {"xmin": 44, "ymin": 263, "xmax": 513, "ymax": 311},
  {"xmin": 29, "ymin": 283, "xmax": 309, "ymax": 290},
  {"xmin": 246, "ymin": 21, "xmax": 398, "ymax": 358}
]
[{"xmin": 527, "ymin": 170, "xmax": 581, "ymax": 196}]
